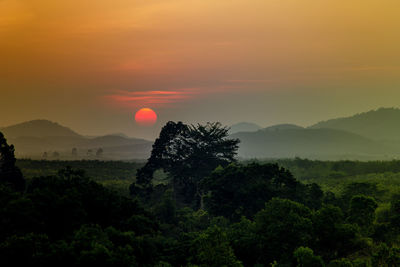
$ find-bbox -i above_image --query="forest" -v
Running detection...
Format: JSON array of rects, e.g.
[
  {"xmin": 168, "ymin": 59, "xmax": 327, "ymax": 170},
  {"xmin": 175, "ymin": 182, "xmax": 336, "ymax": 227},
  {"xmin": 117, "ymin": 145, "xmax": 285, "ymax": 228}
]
[{"xmin": 1, "ymin": 122, "xmax": 400, "ymax": 266}]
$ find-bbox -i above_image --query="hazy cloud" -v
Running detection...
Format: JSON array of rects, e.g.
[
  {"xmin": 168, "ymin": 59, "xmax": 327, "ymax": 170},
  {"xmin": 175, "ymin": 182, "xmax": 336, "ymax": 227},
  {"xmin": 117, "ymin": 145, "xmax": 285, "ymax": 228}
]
[{"xmin": 103, "ymin": 89, "xmax": 199, "ymax": 108}]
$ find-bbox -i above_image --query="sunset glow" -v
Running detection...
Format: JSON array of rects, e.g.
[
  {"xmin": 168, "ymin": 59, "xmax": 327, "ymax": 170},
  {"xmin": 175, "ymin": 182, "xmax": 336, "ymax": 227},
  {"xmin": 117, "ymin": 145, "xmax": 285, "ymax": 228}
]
[
  {"xmin": 2, "ymin": 1, "xmax": 400, "ymax": 263},
  {"xmin": 1, "ymin": 0, "xmax": 400, "ymax": 138}
]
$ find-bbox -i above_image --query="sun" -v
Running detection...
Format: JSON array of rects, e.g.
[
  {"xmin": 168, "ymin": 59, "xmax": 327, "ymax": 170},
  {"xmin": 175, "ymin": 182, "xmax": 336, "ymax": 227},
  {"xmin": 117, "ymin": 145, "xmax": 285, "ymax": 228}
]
[{"xmin": 135, "ymin": 108, "xmax": 157, "ymax": 126}]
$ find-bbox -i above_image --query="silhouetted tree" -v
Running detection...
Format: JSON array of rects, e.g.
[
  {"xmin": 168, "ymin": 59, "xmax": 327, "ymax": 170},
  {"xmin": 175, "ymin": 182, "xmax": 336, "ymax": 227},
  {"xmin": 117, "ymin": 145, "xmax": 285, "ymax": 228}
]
[
  {"xmin": 0, "ymin": 132, "xmax": 25, "ymax": 191},
  {"xmin": 131, "ymin": 121, "xmax": 240, "ymax": 208},
  {"xmin": 52, "ymin": 151, "xmax": 60, "ymax": 158}
]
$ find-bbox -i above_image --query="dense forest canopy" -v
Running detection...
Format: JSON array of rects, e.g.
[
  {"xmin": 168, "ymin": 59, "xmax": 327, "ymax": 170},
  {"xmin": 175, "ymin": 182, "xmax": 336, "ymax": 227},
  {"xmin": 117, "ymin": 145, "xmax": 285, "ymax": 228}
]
[{"xmin": 1, "ymin": 123, "xmax": 400, "ymax": 266}]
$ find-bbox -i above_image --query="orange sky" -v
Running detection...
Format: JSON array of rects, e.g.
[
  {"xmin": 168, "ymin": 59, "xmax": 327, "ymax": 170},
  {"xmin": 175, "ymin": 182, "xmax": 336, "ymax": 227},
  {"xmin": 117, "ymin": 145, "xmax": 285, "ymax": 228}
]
[{"xmin": 1, "ymin": 0, "xmax": 400, "ymax": 138}]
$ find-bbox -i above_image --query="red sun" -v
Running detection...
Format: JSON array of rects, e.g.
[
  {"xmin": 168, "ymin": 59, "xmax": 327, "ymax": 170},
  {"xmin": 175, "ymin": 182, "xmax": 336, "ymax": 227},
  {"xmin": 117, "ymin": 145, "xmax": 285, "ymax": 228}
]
[{"xmin": 135, "ymin": 108, "xmax": 157, "ymax": 126}]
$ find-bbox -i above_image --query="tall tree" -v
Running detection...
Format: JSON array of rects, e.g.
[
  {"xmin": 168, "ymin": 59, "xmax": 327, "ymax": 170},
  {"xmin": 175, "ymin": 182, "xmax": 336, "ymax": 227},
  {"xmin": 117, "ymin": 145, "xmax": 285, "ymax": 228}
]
[
  {"xmin": 131, "ymin": 121, "xmax": 240, "ymax": 208},
  {"xmin": 0, "ymin": 132, "xmax": 25, "ymax": 191}
]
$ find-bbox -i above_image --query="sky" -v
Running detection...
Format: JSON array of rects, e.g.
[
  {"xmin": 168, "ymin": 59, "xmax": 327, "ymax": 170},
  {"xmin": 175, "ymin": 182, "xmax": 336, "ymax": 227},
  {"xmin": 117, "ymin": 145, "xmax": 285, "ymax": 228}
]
[{"xmin": 1, "ymin": 0, "xmax": 400, "ymax": 139}]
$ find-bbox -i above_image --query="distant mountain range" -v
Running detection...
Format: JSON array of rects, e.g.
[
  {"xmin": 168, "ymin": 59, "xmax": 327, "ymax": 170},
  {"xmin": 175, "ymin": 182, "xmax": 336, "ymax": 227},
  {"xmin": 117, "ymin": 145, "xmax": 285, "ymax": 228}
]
[
  {"xmin": 230, "ymin": 107, "xmax": 400, "ymax": 160},
  {"xmin": 231, "ymin": 128, "xmax": 391, "ymax": 160},
  {"xmin": 0, "ymin": 120, "xmax": 152, "ymax": 160},
  {"xmin": 2, "ymin": 107, "xmax": 400, "ymax": 160},
  {"xmin": 310, "ymin": 108, "xmax": 400, "ymax": 141},
  {"xmin": 229, "ymin": 122, "xmax": 262, "ymax": 134},
  {"xmin": 263, "ymin": 124, "xmax": 304, "ymax": 132}
]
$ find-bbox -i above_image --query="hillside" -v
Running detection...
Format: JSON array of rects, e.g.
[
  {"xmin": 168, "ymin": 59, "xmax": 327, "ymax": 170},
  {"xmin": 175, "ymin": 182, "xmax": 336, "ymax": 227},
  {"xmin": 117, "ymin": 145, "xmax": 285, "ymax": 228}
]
[
  {"xmin": 263, "ymin": 124, "xmax": 304, "ymax": 132},
  {"xmin": 0, "ymin": 120, "xmax": 152, "ymax": 160},
  {"xmin": 1, "ymin": 120, "xmax": 81, "ymax": 138},
  {"xmin": 229, "ymin": 122, "xmax": 262, "ymax": 134},
  {"xmin": 4, "ymin": 108, "xmax": 400, "ymax": 161},
  {"xmin": 231, "ymin": 128, "xmax": 393, "ymax": 160},
  {"xmin": 310, "ymin": 107, "xmax": 400, "ymax": 141}
]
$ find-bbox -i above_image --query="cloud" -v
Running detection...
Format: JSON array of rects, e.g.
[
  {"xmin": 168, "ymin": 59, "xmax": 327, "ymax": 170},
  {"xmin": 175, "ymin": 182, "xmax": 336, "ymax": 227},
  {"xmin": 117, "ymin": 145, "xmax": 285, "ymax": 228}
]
[
  {"xmin": 225, "ymin": 79, "xmax": 272, "ymax": 84},
  {"xmin": 103, "ymin": 89, "xmax": 199, "ymax": 108}
]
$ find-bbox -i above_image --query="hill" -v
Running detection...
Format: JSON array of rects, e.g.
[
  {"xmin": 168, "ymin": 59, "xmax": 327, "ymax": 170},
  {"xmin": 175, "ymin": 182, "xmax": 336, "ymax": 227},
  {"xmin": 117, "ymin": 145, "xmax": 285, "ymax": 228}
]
[
  {"xmin": 310, "ymin": 107, "xmax": 400, "ymax": 141},
  {"xmin": 229, "ymin": 122, "xmax": 262, "ymax": 134},
  {"xmin": 5, "ymin": 108, "xmax": 400, "ymax": 161},
  {"xmin": 231, "ymin": 128, "xmax": 393, "ymax": 160},
  {"xmin": 263, "ymin": 124, "xmax": 304, "ymax": 132},
  {"xmin": 1, "ymin": 120, "xmax": 81, "ymax": 138},
  {"xmin": 0, "ymin": 120, "xmax": 152, "ymax": 160}
]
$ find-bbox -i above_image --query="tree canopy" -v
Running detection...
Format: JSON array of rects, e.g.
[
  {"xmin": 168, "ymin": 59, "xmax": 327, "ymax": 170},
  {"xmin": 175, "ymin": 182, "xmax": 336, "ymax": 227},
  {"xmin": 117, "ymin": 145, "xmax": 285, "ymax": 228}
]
[
  {"xmin": 130, "ymin": 121, "xmax": 240, "ymax": 207},
  {"xmin": 0, "ymin": 132, "xmax": 25, "ymax": 191}
]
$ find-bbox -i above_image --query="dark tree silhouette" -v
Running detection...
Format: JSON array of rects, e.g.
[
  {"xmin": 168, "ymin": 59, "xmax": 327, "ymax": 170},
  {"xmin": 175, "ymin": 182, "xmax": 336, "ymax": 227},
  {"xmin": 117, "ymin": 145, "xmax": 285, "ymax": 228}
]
[
  {"xmin": 0, "ymin": 132, "xmax": 25, "ymax": 191},
  {"xmin": 131, "ymin": 121, "xmax": 240, "ymax": 208},
  {"xmin": 71, "ymin": 147, "xmax": 78, "ymax": 157}
]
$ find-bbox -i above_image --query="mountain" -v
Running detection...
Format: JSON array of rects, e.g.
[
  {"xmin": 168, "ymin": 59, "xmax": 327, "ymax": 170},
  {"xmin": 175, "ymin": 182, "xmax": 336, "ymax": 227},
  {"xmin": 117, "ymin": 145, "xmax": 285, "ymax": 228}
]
[
  {"xmin": 0, "ymin": 120, "xmax": 152, "ymax": 160},
  {"xmin": 5, "ymin": 107, "xmax": 400, "ymax": 160},
  {"xmin": 231, "ymin": 128, "xmax": 393, "ymax": 160},
  {"xmin": 229, "ymin": 122, "xmax": 262, "ymax": 134},
  {"xmin": 310, "ymin": 108, "xmax": 400, "ymax": 141},
  {"xmin": 108, "ymin": 133, "xmax": 131, "ymax": 138},
  {"xmin": 1, "ymin": 120, "xmax": 81, "ymax": 138},
  {"xmin": 263, "ymin": 124, "xmax": 304, "ymax": 132}
]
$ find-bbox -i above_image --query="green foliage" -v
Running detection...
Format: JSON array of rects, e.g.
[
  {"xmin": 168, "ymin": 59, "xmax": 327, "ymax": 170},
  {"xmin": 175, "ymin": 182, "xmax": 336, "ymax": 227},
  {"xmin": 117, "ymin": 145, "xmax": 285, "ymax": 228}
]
[
  {"xmin": 347, "ymin": 195, "xmax": 378, "ymax": 233},
  {"xmin": 189, "ymin": 225, "xmax": 243, "ymax": 267},
  {"xmin": 153, "ymin": 189, "xmax": 177, "ymax": 224},
  {"xmin": 293, "ymin": 247, "xmax": 324, "ymax": 267},
  {"xmin": 369, "ymin": 242, "xmax": 400, "ymax": 266},
  {"xmin": 327, "ymin": 258, "xmax": 353, "ymax": 267},
  {"xmin": 255, "ymin": 198, "xmax": 313, "ymax": 264},
  {"xmin": 17, "ymin": 159, "xmax": 141, "ymax": 181},
  {"xmin": 24, "ymin": 167, "xmax": 154, "ymax": 238},
  {"xmin": 264, "ymin": 158, "xmax": 400, "ymax": 180},
  {"xmin": 203, "ymin": 163, "xmax": 319, "ymax": 220},
  {"xmin": 227, "ymin": 217, "xmax": 259, "ymax": 266},
  {"xmin": 389, "ymin": 196, "xmax": 400, "ymax": 234},
  {"xmin": 342, "ymin": 183, "xmax": 381, "ymax": 205},
  {"xmin": 0, "ymin": 233, "xmax": 51, "ymax": 266},
  {"xmin": 176, "ymin": 208, "xmax": 211, "ymax": 233},
  {"xmin": 0, "ymin": 165, "xmax": 166, "ymax": 266},
  {"xmin": 313, "ymin": 204, "xmax": 368, "ymax": 261},
  {"xmin": 6, "ymin": 140, "xmax": 400, "ymax": 265}
]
